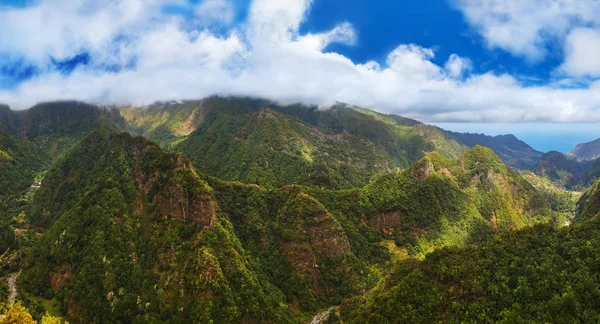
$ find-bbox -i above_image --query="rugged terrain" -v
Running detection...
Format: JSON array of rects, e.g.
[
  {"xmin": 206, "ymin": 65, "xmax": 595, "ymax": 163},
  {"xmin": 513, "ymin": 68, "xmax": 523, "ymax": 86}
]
[{"xmin": 0, "ymin": 97, "xmax": 598, "ymax": 323}]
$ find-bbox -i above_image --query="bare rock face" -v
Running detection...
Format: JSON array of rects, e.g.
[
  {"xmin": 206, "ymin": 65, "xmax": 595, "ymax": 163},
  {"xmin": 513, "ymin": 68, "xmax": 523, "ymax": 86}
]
[
  {"xmin": 411, "ymin": 158, "xmax": 434, "ymax": 180},
  {"xmin": 370, "ymin": 210, "xmax": 403, "ymax": 235},
  {"xmin": 276, "ymin": 193, "xmax": 351, "ymax": 291},
  {"xmin": 131, "ymin": 146, "xmax": 217, "ymax": 229}
]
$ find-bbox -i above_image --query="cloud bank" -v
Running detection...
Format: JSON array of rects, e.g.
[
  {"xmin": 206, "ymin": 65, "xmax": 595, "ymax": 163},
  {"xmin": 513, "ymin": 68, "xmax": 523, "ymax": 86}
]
[{"xmin": 0, "ymin": 0, "xmax": 600, "ymax": 122}]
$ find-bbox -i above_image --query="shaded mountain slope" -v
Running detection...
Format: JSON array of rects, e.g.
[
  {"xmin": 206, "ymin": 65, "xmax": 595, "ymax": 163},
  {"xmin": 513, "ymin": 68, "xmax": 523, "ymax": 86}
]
[
  {"xmin": 0, "ymin": 101, "xmax": 125, "ymax": 159},
  {"xmin": 171, "ymin": 97, "xmax": 466, "ymax": 189},
  {"xmin": 120, "ymin": 97, "xmax": 544, "ymax": 188},
  {"xmin": 569, "ymin": 137, "xmax": 600, "ymax": 161},
  {"xmin": 20, "ymin": 130, "xmax": 295, "ymax": 323},
  {"xmin": 446, "ymin": 131, "xmax": 543, "ymax": 170},
  {"xmin": 532, "ymin": 150, "xmax": 600, "ymax": 190},
  {"xmin": 576, "ymin": 179, "xmax": 600, "ymax": 223},
  {"xmin": 0, "ymin": 132, "xmax": 50, "ymax": 196}
]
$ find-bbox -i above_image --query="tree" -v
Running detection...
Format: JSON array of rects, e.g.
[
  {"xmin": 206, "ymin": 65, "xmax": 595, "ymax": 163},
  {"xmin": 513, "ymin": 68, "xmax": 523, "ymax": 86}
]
[
  {"xmin": 0, "ymin": 303, "xmax": 37, "ymax": 324},
  {"xmin": 41, "ymin": 313, "xmax": 66, "ymax": 324}
]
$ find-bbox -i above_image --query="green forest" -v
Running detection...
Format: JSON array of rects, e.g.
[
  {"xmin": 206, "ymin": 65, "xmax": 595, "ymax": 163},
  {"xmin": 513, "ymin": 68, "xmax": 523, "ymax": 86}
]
[{"xmin": 0, "ymin": 98, "xmax": 598, "ymax": 323}]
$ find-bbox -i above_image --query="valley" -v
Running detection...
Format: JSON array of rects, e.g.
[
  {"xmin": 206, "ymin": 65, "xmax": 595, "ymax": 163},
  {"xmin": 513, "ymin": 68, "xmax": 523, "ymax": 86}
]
[{"xmin": 0, "ymin": 97, "xmax": 599, "ymax": 323}]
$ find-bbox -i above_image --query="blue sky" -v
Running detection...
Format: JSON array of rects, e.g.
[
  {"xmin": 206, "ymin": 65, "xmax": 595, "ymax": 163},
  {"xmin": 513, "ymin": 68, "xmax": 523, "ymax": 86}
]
[{"xmin": 1, "ymin": 0, "xmax": 600, "ymax": 151}]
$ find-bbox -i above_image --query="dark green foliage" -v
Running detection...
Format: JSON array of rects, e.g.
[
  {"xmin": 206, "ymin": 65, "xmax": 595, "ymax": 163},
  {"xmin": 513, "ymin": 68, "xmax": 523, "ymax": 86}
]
[
  {"xmin": 577, "ymin": 179, "xmax": 600, "ymax": 222},
  {"xmin": 535, "ymin": 150, "xmax": 591, "ymax": 189},
  {"xmin": 176, "ymin": 106, "xmax": 396, "ymax": 189},
  {"xmin": 343, "ymin": 219, "xmax": 600, "ymax": 323},
  {"xmin": 20, "ymin": 130, "xmax": 295, "ymax": 323},
  {"xmin": 0, "ymin": 133, "xmax": 49, "ymax": 195},
  {"xmin": 3, "ymin": 98, "xmax": 576, "ymax": 323},
  {"xmin": 173, "ymin": 98, "xmax": 465, "ymax": 189},
  {"xmin": 0, "ymin": 101, "xmax": 125, "ymax": 160},
  {"xmin": 0, "ymin": 133, "xmax": 50, "ymax": 252}
]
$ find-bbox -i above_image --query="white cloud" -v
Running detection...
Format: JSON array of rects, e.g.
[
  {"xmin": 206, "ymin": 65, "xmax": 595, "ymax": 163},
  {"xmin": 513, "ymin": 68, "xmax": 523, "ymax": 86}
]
[
  {"xmin": 195, "ymin": 0, "xmax": 235, "ymax": 26},
  {"xmin": 560, "ymin": 28, "xmax": 600, "ymax": 77},
  {"xmin": 452, "ymin": 0, "xmax": 600, "ymax": 61},
  {"xmin": 444, "ymin": 54, "xmax": 472, "ymax": 78},
  {"xmin": 2, "ymin": 0, "xmax": 600, "ymax": 123},
  {"xmin": 297, "ymin": 22, "xmax": 356, "ymax": 51}
]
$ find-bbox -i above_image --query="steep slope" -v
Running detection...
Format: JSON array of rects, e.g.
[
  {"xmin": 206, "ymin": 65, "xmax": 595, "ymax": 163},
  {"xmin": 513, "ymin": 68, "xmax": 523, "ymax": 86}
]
[
  {"xmin": 0, "ymin": 101, "xmax": 125, "ymax": 159},
  {"xmin": 0, "ymin": 104, "xmax": 19, "ymax": 134},
  {"xmin": 0, "ymin": 132, "xmax": 50, "ymax": 253},
  {"xmin": 0, "ymin": 133, "xmax": 49, "ymax": 197},
  {"xmin": 569, "ymin": 137, "xmax": 600, "ymax": 161},
  {"xmin": 205, "ymin": 146, "xmax": 556, "ymax": 319},
  {"xmin": 20, "ymin": 130, "xmax": 295, "ymax": 323},
  {"xmin": 119, "ymin": 97, "xmax": 544, "ymax": 185},
  {"xmin": 121, "ymin": 100, "xmax": 208, "ymax": 147},
  {"xmin": 576, "ymin": 179, "xmax": 600, "ymax": 222},
  {"xmin": 342, "ymin": 219, "xmax": 600, "ymax": 323},
  {"xmin": 172, "ymin": 97, "xmax": 466, "ymax": 189},
  {"xmin": 177, "ymin": 107, "xmax": 398, "ymax": 189},
  {"xmin": 16, "ymin": 131, "xmax": 557, "ymax": 323},
  {"xmin": 446, "ymin": 131, "xmax": 543, "ymax": 170},
  {"xmin": 534, "ymin": 150, "xmax": 593, "ymax": 189},
  {"xmin": 310, "ymin": 146, "xmax": 555, "ymax": 252}
]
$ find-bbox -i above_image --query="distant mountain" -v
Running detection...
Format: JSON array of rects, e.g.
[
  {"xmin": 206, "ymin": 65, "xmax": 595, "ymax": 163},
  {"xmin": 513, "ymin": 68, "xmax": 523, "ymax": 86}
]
[
  {"xmin": 122, "ymin": 96, "xmax": 545, "ymax": 189},
  {"xmin": 569, "ymin": 138, "xmax": 600, "ymax": 161},
  {"xmin": 534, "ymin": 151, "xmax": 590, "ymax": 188},
  {"xmin": 129, "ymin": 97, "xmax": 467, "ymax": 189},
  {"xmin": 120, "ymin": 100, "xmax": 208, "ymax": 147},
  {"xmin": 445, "ymin": 131, "xmax": 543, "ymax": 170},
  {"xmin": 0, "ymin": 101, "xmax": 125, "ymax": 158},
  {"xmin": 531, "ymin": 150, "xmax": 600, "ymax": 190}
]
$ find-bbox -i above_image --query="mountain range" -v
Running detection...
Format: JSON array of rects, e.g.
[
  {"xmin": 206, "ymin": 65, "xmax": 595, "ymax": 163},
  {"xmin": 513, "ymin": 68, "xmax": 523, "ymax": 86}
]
[{"xmin": 1, "ymin": 97, "xmax": 600, "ymax": 323}]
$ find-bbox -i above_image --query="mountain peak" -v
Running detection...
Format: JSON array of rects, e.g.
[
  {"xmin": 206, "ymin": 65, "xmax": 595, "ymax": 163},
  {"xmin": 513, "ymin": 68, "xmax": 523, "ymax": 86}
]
[{"xmin": 569, "ymin": 137, "xmax": 600, "ymax": 161}]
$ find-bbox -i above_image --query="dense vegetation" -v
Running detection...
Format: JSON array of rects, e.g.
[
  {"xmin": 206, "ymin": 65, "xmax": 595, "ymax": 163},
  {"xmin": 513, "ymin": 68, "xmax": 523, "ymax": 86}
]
[
  {"xmin": 0, "ymin": 133, "xmax": 50, "ymax": 254},
  {"xmin": 171, "ymin": 98, "xmax": 468, "ymax": 189},
  {"xmin": 14, "ymin": 129, "xmax": 558, "ymax": 323},
  {"xmin": 2, "ymin": 97, "xmax": 600, "ymax": 323},
  {"xmin": 343, "ymin": 219, "xmax": 600, "ymax": 323},
  {"xmin": 120, "ymin": 100, "xmax": 206, "ymax": 148},
  {"xmin": 20, "ymin": 130, "xmax": 296, "ymax": 323}
]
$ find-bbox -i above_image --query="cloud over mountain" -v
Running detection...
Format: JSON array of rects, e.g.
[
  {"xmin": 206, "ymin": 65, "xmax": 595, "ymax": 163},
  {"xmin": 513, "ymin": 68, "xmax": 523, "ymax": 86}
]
[{"xmin": 0, "ymin": 0, "xmax": 600, "ymax": 122}]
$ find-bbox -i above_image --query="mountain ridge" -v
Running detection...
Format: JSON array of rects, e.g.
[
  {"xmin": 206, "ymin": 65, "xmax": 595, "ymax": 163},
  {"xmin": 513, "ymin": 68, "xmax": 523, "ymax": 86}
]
[{"xmin": 569, "ymin": 137, "xmax": 600, "ymax": 161}]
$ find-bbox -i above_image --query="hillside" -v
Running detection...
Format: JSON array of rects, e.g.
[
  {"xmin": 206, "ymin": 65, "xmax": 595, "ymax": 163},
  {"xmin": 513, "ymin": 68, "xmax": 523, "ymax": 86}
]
[
  {"xmin": 531, "ymin": 150, "xmax": 600, "ymax": 190},
  {"xmin": 13, "ymin": 130, "xmax": 558, "ymax": 323},
  {"xmin": 20, "ymin": 129, "xmax": 296, "ymax": 323},
  {"xmin": 569, "ymin": 138, "xmax": 600, "ymax": 161},
  {"xmin": 121, "ymin": 97, "xmax": 543, "ymax": 190},
  {"xmin": 535, "ymin": 151, "xmax": 588, "ymax": 188},
  {"xmin": 120, "ymin": 100, "xmax": 207, "ymax": 148},
  {"xmin": 446, "ymin": 131, "xmax": 543, "ymax": 170},
  {"xmin": 342, "ymin": 219, "xmax": 600, "ymax": 323},
  {"xmin": 122, "ymin": 97, "xmax": 467, "ymax": 189},
  {"xmin": 0, "ymin": 101, "xmax": 125, "ymax": 159},
  {"xmin": 576, "ymin": 178, "xmax": 600, "ymax": 222}
]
